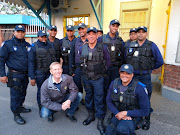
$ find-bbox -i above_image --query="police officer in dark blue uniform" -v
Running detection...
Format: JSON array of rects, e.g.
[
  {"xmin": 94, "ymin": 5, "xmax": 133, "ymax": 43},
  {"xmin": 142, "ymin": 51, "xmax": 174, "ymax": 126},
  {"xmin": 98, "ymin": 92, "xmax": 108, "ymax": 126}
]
[
  {"xmin": 47, "ymin": 25, "xmax": 63, "ymax": 64},
  {"xmin": 97, "ymin": 29, "xmax": 103, "ymax": 37},
  {"xmin": 70, "ymin": 23, "xmax": 88, "ymax": 103},
  {"xmin": 59, "ymin": 25, "xmax": 76, "ymax": 75},
  {"xmin": 124, "ymin": 26, "xmax": 164, "ymax": 130},
  {"xmin": 0, "ymin": 25, "xmax": 31, "ymax": 125},
  {"xmin": 80, "ymin": 27, "xmax": 110, "ymax": 135},
  {"xmin": 105, "ymin": 64, "xmax": 150, "ymax": 135},
  {"xmin": 28, "ymin": 30, "xmax": 57, "ymax": 113},
  {"xmin": 98, "ymin": 19, "xmax": 124, "ymax": 104},
  {"xmin": 124, "ymin": 28, "xmax": 138, "ymax": 48}
]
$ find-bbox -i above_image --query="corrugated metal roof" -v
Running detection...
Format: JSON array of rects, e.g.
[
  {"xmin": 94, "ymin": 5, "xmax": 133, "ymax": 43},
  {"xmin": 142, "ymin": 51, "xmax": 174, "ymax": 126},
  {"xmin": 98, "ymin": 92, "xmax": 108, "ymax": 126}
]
[{"xmin": 2, "ymin": 0, "xmax": 47, "ymax": 12}]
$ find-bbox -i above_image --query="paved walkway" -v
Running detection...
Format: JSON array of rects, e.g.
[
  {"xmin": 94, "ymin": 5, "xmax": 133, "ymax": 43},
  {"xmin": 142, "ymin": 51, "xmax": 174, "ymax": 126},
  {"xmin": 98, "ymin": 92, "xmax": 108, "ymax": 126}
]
[{"xmin": 0, "ymin": 82, "xmax": 180, "ymax": 135}]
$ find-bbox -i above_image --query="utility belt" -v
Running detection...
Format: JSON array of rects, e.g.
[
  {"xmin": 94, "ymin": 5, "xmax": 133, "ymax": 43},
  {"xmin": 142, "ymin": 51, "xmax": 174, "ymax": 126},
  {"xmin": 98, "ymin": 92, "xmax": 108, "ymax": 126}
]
[
  {"xmin": 9, "ymin": 69, "xmax": 27, "ymax": 74},
  {"xmin": 134, "ymin": 70, "xmax": 152, "ymax": 75}
]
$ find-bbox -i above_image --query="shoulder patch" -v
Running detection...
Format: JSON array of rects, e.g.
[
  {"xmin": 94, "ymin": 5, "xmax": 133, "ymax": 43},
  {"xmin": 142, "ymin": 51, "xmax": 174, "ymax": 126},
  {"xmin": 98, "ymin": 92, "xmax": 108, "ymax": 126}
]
[
  {"xmin": 138, "ymin": 82, "xmax": 148, "ymax": 95},
  {"xmin": 31, "ymin": 43, "xmax": 35, "ymax": 46},
  {"xmin": 138, "ymin": 82, "xmax": 146, "ymax": 87}
]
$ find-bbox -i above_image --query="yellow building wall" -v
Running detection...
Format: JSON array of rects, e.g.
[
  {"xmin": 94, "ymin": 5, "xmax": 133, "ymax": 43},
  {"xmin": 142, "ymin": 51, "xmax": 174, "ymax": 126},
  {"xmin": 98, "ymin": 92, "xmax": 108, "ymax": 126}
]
[{"xmin": 103, "ymin": 0, "xmax": 170, "ymax": 54}]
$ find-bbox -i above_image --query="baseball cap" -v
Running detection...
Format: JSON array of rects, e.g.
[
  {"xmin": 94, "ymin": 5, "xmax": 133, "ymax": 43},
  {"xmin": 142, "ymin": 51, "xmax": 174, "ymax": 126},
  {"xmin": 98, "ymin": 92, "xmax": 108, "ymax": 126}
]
[
  {"xmin": 130, "ymin": 28, "xmax": 137, "ymax": 33},
  {"xmin": 37, "ymin": 30, "xmax": 47, "ymax": 37},
  {"xmin": 120, "ymin": 64, "xmax": 134, "ymax": 74},
  {"xmin": 137, "ymin": 26, "xmax": 147, "ymax": 32},
  {"xmin": 78, "ymin": 23, "xmax": 87, "ymax": 30},
  {"xmin": 87, "ymin": 26, "xmax": 97, "ymax": 33},
  {"xmin": 49, "ymin": 25, "xmax": 57, "ymax": 30},
  {"xmin": 110, "ymin": 19, "xmax": 120, "ymax": 26},
  {"xmin": 66, "ymin": 25, "xmax": 74, "ymax": 31},
  {"xmin": 15, "ymin": 25, "xmax": 25, "ymax": 32}
]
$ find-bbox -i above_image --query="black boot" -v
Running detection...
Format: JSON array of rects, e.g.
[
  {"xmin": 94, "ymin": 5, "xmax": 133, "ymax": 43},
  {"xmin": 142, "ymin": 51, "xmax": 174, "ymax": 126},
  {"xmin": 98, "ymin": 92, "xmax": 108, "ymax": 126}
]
[
  {"xmin": 19, "ymin": 106, "xmax": 31, "ymax": 113},
  {"xmin": 83, "ymin": 110, "xmax": 95, "ymax": 125},
  {"xmin": 48, "ymin": 114, "xmax": 54, "ymax": 123},
  {"xmin": 14, "ymin": 113, "xmax": 26, "ymax": 125},
  {"xmin": 142, "ymin": 115, "xmax": 150, "ymax": 130},
  {"xmin": 97, "ymin": 118, "xmax": 105, "ymax": 135},
  {"xmin": 39, "ymin": 105, "xmax": 42, "ymax": 118}
]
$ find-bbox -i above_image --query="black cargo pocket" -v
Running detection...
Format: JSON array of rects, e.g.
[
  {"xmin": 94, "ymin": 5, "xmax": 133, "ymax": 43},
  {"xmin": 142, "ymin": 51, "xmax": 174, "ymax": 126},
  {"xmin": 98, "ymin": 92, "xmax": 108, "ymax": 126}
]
[{"xmin": 13, "ymin": 78, "xmax": 22, "ymax": 91}]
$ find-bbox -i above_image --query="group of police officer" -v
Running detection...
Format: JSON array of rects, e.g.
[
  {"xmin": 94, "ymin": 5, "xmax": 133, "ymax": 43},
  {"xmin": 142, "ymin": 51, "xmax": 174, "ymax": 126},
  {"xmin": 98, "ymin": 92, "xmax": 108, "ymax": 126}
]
[{"xmin": 0, "ymin": 19, "xmax": 163, "ymax": 135}]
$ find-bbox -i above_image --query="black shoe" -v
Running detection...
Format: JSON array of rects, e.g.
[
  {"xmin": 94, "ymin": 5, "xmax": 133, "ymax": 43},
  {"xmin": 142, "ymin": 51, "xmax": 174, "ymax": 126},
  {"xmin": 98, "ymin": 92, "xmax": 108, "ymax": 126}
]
[
  {"xmin": 39, "ymin": 105, "xmax": 42, "ymax": 118},
  {"xmin": 97, "ymin": 118, "xmax": 105, "ymax": 135},
  {"xmin": 75, "ymin": 107, "xmax": 79, "ymax": 111},
  {"xmin": 66, "ymin": 114, "xmax": 77, "ymax": 123},
  {"xmin": 48, "ymin": 115, "xmax": 54, "ymax": 123},
  {"xmin": 14, "ymin": 114, "xmax": 26, "ymax": 125},
  {"xmin": 83, "ymin": 110, "xmax": 95, "ymax": 125},
  {"xmin": 19, "ymin": 106, "xmax": 31, "ymax": 113},
  {"xmin": 142, "ymin": 120, "xmax": 150, "ymax": 130}
]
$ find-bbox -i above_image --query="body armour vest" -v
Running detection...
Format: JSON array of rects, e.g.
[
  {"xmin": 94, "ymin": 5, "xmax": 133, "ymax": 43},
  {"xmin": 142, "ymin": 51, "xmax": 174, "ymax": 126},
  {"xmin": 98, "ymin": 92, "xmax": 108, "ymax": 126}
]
[
  {"xmin": 61, "ymin": 38, "xmax": 71, "ymax": 65},
  {"xmin": 126, "ymin": 40, "xmax": 155, "ymax": 71},
  {"xmin": 103, "ymin": 34, "xmax": 123, "ymax": 66},
  {"xmin": 35, "ymin": 42, "xmax": 56, "ymax": 71},
  {"xmin": 111, "ymin": 78, "xmax": 139, "ymax": 111},
  {"xmin": 47, "ymin": 38, "xmax": 61, "ymax": 62},
  {"xmin": 80, "ymin": 43, "xmax": 105, "ymax": 80}
]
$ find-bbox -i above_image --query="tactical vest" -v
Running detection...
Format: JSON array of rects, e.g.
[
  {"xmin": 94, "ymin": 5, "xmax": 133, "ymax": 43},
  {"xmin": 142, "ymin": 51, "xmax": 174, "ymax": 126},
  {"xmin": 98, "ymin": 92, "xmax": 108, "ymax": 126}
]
[
  {"xmin": 61, "ymin": 38, "xmax": 71, "ymax": 65},
  {"xmin": 80, "ymin": 43, "xmax": 105, "ymax": 80},
  {"xmin": 126, "ymin": 40, "xmax": 155, "ymax": 71},
  {"xmin": 35, "ymin": 42, "xmax": 56, "ymax": 71},
  {"xmin": 102, "ymin": 34, "xmax": 123, "ymax": 66},
  {"xmin": 48, "ymin": 38, "xmax": 61, "ymax": 62},
  {"xmin": 111, "ymin": 78, "xmax": 139, "ymax": 111}
]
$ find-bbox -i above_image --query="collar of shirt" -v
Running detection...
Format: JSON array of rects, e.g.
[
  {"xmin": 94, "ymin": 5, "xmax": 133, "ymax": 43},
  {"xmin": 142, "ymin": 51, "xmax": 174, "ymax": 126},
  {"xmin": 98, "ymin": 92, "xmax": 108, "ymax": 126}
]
[
  {"xmin": 118, "ymin": 78, "xmax": 134, "ymax": 87},
  {"xmin": 107, "ymin": 32, "xmax": 117, "ymax": 40},
  {"xmin": 52, "ymin": 76, "xmax": 62, "ymax": 84}
]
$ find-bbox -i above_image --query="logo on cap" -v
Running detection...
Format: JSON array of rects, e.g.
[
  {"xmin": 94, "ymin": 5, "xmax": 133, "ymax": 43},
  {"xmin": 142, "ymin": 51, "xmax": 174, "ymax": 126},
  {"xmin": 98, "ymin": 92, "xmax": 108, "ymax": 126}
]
[
  {"xmin": 132, "ymin": 28, "xmax": 136, "ymax": 30},
  {"xmin": 68, "ymin": 26, "xmax": 71, "ymax": 28},
  {"xmin": 18, "ymin": 25, "xmax": 22, "ymax": 28},
  {"xmin": 140, "ymin": 26, "xmax": 144, "ymax": 28},
  {"xmin": 124, "ymin": 65, "xmax": 129, "ymax": 69},
  {"xmin": 90, "ymin": 27, "xmax": 93, "ymax": 29},
  {"xmin": 42, "ymin": 31, "xmax": 45, "ymax": 33},
  {"xmin": 115, "ymin": 19, "xmax": 118, "ymax": 22},
  {"xmin": 79, "ymin": 23, "xmax": 82, "ymax": 26},
  {"xmin": 52, "ymin": 25, "xmax": 55, "ymax": 28}
]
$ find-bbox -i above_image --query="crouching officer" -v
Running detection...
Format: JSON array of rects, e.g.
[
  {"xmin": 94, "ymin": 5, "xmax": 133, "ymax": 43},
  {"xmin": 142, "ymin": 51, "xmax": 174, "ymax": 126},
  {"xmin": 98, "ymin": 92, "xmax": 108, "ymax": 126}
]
[
  {"xmin": 80, "ymin": 27, "xmax": 110, "ymax": 135},
  {"xmin": 40, "ymin": 62, "xmax": 82, "ymax": 123},
  {"xmin": 28, "ymin": 30, "xmax": 57, "ymax": 113},
  {"xmin": 59, "ymin": 25, "xmax": 76, "ymax": 74},
  {"xmin": 0, "ymin": 25, "xmax": 31, "ymax": 125},
  {"xmin": 105, "ymin": 64, "xmax": 150, "ymax": 135}
]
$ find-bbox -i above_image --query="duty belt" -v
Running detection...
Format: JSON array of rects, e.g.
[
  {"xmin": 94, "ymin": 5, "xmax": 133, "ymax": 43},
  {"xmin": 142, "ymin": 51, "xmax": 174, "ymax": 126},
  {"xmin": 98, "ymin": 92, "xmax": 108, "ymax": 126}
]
[{"xmin": 9, "ymin": 69, "xmax": 27, "ymax": 74}]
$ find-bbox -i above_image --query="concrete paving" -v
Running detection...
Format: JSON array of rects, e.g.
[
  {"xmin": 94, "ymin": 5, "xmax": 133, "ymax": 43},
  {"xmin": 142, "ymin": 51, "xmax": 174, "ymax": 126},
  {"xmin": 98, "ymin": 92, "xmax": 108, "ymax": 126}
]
[{"xmin": 0, "ymin": 82, "xmax": 180, "ymax": 135}]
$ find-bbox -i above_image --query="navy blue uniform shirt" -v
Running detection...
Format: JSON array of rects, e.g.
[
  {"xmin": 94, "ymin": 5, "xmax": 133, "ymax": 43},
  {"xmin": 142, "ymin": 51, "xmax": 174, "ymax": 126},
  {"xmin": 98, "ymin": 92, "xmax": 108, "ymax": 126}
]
[
  {"xmin": 124, "ymin": 39, "xmax": 164, "ymax": 74},
  {"xmin": 106, "ymin": 79, "xmax": 150, "ymax": 117},
  {"xmin": 0, "ymin": 36, "xmax": 31, "ymax": 77},
  {"xmin": 28, "ymin": 40, "xmax": 54, "ymax": 79}
]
